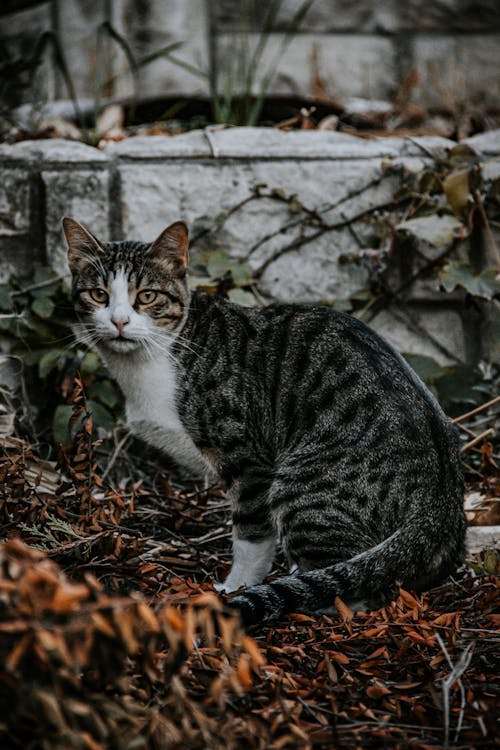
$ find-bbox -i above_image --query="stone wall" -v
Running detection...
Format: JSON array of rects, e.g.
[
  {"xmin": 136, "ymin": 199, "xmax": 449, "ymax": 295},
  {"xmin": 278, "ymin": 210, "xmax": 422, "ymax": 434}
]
[
  {"xmin": 1, "ymin": 1, "xmax": 500, "ymax": 110},
  {"xmin": 1, "ymin": 127, "xmax": 499, "ymax": 368}
]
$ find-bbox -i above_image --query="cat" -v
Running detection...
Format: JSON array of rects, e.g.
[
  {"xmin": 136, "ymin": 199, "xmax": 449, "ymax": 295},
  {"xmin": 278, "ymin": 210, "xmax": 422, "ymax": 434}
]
[{"xmin": 63, "ymin": 216, "xmax": 467, "ymax": 626}]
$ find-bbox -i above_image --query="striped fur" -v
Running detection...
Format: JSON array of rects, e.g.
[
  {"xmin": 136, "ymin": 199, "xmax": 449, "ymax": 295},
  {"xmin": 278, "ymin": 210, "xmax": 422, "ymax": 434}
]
[{"xmin": 65, "ymin": 219, "xmax": 467, "ymax": 627}]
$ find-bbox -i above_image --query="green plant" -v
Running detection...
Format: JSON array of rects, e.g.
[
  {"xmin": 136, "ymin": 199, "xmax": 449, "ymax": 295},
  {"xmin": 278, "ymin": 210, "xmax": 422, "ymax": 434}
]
[
  {"xmin": 206, "ymin": 0, "xmax": 314, "ymax": 125},
  {"xmin": 0, "ymin": 268, "xmax": 122, "ymax": 450}
]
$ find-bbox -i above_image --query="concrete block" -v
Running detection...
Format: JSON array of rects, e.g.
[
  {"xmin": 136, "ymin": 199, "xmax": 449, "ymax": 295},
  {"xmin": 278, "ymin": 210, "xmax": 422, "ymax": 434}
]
[
  {"xmin": 375, "ymin": 136, "xmax": 455, "ymax": 159},
  {"xmin": 0, "ymin": 2, "xmax": 54, "ymax": 106},
  {"xmin": 0, "ymin": 170, "xmax": 30, "ymax": 237},
  {"xmin": 119, "ymin": 154, "xmax": 405, "ymax": 303},
  {"xmin": 55, "ymin": 0, "xmax": 108, "ymax": 99},
  {"xmin": 412, "ymin": 35, "xmax": 500, "ymax": 109},
  {"xmin": 42, "ymin": 170, "xmax": 110, "ymax": 274},
  {"xmin": 398, "ymin": 0, "xmax": 500, "ymax": 32},
  {"xmin": 0, "ymin": 139, "xmax": 108, "ymax": 164},
  {"xmin": 482, "ymin": 157, "xmax": 500, "ymax": 182},
  {"xmin": 214, "ymin": 0, "xmax": 399, "ymax": 34},
  {"xmin": 216, "ymin": 32, "xmax": 397, "ymax": 100},
  {"xmin": 259, "ymin": 228, "xmax": 371, "ymax": 303},
  {"xmin": 109, "ymin": 128, "xmax": 398, "ymax": 161},
  {"xmin": 467, "ymin": 526, "xmax": 500, "ymax": 554},
  {"xmin": 118, "ymin": 157, "xmax": 388, "ymax": 260},
  {"xmin": 107, "ymin": 131, "xmax": 212, "ymax": 159},
  {"xmin": 202, "ymin": 127, "xmax": 397, "ymax": 159},
  {"xmin": 114, "ymin": 0, "xmax": 209, "ymax": 98},
  {"xmin": 214, "ymin": 0, "xmax": 500, "ymax": 34},
  {"xmin": 465, "ymin": 130, "xmax": 500, "ymax": 158},
  {"xmin": 369, "ymin": 305, "xmax": 467, "ymax": 365}
]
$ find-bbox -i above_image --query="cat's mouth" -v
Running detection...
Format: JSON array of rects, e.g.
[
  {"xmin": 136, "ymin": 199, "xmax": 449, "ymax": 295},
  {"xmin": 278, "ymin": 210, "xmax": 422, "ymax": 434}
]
[{"xmin": 104, "ymin": 336, "xmax": 141, "ymax": 353}]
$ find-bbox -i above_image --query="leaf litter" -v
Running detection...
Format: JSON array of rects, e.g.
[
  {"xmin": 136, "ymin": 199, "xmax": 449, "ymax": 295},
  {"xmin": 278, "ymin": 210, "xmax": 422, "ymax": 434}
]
[{"xmin": 0, "ymin": 376, "xmax": 498, "ymax": 749}]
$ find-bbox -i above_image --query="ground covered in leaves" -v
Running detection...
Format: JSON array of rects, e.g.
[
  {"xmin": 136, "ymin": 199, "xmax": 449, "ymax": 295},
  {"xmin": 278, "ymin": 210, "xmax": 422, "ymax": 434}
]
[{"xmin": 0, "ymin": 381, "xmax": 499, "ymax": 749}]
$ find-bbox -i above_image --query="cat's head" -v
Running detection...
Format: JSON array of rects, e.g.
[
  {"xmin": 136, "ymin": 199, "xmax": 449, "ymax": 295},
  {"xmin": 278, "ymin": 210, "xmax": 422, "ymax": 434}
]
[{"xmin": 63, "ymin": 217, "xmax": 189, "ymax": 354}]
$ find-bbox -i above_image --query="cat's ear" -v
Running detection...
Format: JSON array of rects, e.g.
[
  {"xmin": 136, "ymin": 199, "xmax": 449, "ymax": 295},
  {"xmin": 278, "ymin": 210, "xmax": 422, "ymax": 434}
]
[
  {"xmin": 63, "ymin": 217, "xmax": 103, "ymax": 270},
  {"xmin": 148, "ymin": 221, "xmax": 189, "ymax": 275}
]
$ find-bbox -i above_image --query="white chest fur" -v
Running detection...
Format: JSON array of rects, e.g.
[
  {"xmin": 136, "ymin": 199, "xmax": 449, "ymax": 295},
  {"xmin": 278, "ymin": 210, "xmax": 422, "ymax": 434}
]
[
  {"xmin": 104, "ymin": 350, "xmax": 209, "ymax": 476},
  {"xmin": 121, "ymin": 355, "xmax": 181, "ymax": 430}
]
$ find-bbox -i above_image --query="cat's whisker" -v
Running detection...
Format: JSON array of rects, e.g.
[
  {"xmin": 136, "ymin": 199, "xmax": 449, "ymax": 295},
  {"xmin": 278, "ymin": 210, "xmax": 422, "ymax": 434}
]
[{"xmin": 172, "ymin": 334, "xmax": 204, "ymax": 358}]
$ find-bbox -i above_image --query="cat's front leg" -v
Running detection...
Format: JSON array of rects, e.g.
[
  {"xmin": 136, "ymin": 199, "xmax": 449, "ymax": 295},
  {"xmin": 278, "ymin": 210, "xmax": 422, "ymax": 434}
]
[
  {"xmin": 215, "ymin": 531, "xmax": 277, "ymax": 592},
  {"xmin": 215, "ymin": 479, "xmax": 276, "ymax": 592}
]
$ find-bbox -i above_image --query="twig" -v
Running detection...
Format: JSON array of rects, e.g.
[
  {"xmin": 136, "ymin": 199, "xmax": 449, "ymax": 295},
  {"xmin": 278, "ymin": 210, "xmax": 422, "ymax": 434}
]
[
  {"xmin": 460, "ymin": 429, "xmax": 494, "ymax": 454},
  {"xmin": 452, "ymin": 396, "xmax": 500, "ymax": 424},
  {"xmin": 192, "ymin": 638, "xmax": 208, "ymax": 668},
  {"xmin": 405, "ymin": 136, "xmax": 437, "ymax": 160},
  {"xmin": 101, "ymin": 431, "xmax": 131, "ymax": 481},
  {"xmin": 11, "ymin": 276, "xmax": 61, "ymax": 296},
  {"xmin": 254, "ymin": 197, "xmax": 411, "ymax": 278},
  {"xmin": 243, "ymin": 173, "xmax": 388, "ymax": 261},
  {"xmin": 190, "ymin": 193, "xmax": 259, "ymax": 248},
  {"xmin": 436, "ymin": 633, "xmax": 474, "ymax": 749}
]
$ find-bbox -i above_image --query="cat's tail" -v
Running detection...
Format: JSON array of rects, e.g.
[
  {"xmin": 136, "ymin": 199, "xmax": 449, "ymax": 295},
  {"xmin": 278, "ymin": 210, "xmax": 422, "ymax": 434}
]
[{"xmin": 227, "ymin": 513, "xmax": 466, "ymax": 627}]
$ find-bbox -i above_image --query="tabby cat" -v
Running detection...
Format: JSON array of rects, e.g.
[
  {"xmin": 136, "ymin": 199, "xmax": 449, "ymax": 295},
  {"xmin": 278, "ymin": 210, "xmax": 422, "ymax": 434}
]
[{"xmin": 64, "ymin": 217, "xmax": 467, "ymax": 626}]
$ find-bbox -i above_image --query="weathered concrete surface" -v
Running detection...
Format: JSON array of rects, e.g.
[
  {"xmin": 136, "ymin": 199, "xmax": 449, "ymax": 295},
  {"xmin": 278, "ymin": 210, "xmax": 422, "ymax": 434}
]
[
  {"xmin": 369, "ymin": 306, "xmax": 468, "ymax": 366},
  {"xmin": 215, "ymin": 0, "xmax": 500, "ymax": 34},
  {"xmin": 1, "ymin": 0, "xmax": 499, "ymax": 108},
  {"xmin": 467, "ymin": 526, "xmax": 500, "ymax": 554},
  {"xmin": 0, "ymin": 139, "xmax": 109, "ymax": 164},
  {"xmin": 465, "ymin": 129, "xmax": 500, "ymax": 157},
  {"xmin": 0, "ymin": 170, "xmax": 30, "ymax": 237},
  {"xmin": 216, "ymin": 32, "xmax": 397, "ymax": 101},
  {"xmin": 412, "ymin": 35, "xmax": 500, "ymax": 109},
  {"xmin": 113, "ymin": 0, "xmax": 209, "ymax": 98},
  {"xmin": 42, "ymin": 170, "xmax": 110, "ymax": 273},
  {"xmin": 108, "ymin": 127, "xmax": 399, "ymax": 160}
]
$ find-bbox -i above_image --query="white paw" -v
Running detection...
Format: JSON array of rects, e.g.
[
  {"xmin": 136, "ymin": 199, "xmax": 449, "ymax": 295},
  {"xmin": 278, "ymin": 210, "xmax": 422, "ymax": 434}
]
[{"xmin": 214, "ymin": 577, "xmax": 246, "ymax": 593}]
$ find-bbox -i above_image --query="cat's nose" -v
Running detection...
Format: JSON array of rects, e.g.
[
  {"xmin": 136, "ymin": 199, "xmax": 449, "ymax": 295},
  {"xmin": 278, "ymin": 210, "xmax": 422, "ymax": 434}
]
[{"xmin": 111, "ymin": 316, "xmax": 129, "ymax": 334}]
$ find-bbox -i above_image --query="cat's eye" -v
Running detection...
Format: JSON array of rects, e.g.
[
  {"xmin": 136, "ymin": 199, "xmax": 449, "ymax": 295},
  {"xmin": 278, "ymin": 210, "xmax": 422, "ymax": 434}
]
[
  {"xmin": 89, "ymin": 288, "xmax": 108, "ymax": 304},
  {"xmin": 137, "ymin": 290, "xmax": 158, "ymax": 304}
]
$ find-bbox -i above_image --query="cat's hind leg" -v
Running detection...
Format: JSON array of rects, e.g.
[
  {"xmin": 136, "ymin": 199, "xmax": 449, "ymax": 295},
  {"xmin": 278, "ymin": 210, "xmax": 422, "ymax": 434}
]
[{"xmin": 215, "ymin": 477, "xmax": 276, "ymax": 593}]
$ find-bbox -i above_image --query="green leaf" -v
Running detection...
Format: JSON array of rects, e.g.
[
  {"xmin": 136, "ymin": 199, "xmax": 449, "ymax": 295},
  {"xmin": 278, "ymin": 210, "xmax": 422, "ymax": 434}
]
[
  {"xmin": 32, "ymin": 296, "xmax": 55, "ymax": 319},
  {"xmin": 38, "ymin": 348, "xmax": 64, "ymax": 378},
  {"xmin": 440, "ymin": 262, "xmax": 500, "ymax": 299},
  {"xmin": 396, "ymin": 214, "xmax": 464, "ymax": 252},
  {"xmin": 34, "ymin": 267, "xmax": 58, "ymax": 285},
  {"xmin": 80, "ymin": 351, "xmax": 101, "ymax": 374},
  {"xmin": 487, "ymin": 301, "xmax": 500, "ymax": 348},
  {"xmin": 88, "ymin": 379, "xmax": 120, "ymax": 408},
  {"xmin": 231, "ymin": 262, "xmax": 252, "ymax": 287},
  {"xmin": 0, "ymin": 287, "xmax": 13, "ymax": 311},
  {"xmin": 22, "ymin": 313, "xmax": 53, "ymax": 337},
  {"xmin": 52, "ymin": 404, "xmax": 73, "ymax": 445},
  {"xmin": 483, "ymin": 549, "xmax": 500, "ymax": 575},
  {"xmin": 31, "ymin": 282, "xmax": 60, "ymax": 299},
  {"xmin": 87, "ymin": 400, "xmax": 115, "ymax": 432},
  {"xmin": 443, "ymin": 169, "xmax": 470, "ymax": 214},
  {"xmin": 23, "ymin": 348, "xmax": 48, "ymax": 366},
  {"xmin": 227, "ymin": 288, "xmax": 256, "ymax": 307},
  {"xmin": 206, "ymin": 250, "xmax": 231, "ymax": 279},
  {"xmin": 447, "ymin": 143, "xmax": 480, "ymax": 167},
  {"xmin": 402, "ymin": 354, "xmax": 445, "ymax": 383},
  {"xmin": 434, "ymin": 365, "xmax": 482, "ymax": 405}
]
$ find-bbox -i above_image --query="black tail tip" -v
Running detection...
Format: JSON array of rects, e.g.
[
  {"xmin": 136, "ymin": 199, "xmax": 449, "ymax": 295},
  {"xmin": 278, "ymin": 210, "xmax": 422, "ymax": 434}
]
[{"xmin": 225, "ymin": 595, "xmax": 261, "ymax": 628}]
